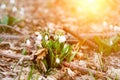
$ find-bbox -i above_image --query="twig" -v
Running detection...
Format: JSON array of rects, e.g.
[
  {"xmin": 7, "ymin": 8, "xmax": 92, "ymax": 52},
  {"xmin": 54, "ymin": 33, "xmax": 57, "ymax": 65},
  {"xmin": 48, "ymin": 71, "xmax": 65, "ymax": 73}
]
[
  {"xmin": 0, "ymin": 24, "xmax": 24, "ymax": 35},
  {"xmin": 0, "ymin": 48, "xmax": 46, "ymax": 61},
  {"xmin": 0, "ymin": 71, "xmax": 16, "ymax": 76},
  {"xmin": 63, "ymin": 62, "xmax": 114, "ymax": 79},
  {"xmin": 63, "ymin": 26, "xmax": 97, "ymax": 48},
  {"xmin": 0, "ymin": 66, "xmax": 5, "ymax": 72},
  {"xmin": 0, "ymin": 42, "xmax": 23, "ymax": 51},
  {"xmin": 66, "ymin": 32, "xmax": 120, "ymax": 44},
  {"xmin": 0, "ymin": 50, "xmax": 31, "ymax": 60},
  {"xmin": 0, "ymin": 34, "xmax": 26, "ymax": 40}
]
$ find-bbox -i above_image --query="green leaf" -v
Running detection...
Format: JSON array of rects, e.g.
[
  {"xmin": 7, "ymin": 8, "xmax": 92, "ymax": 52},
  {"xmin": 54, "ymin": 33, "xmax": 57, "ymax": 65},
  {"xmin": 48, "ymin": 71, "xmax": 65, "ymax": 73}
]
[
  {"xmin": 0, "ymin": 38, "xmax": 3, "ymax": 43},
  {"xmin": 115, "ymin": 74, "xmax": 119, "ymax": 80},
  {"xmin": 106, "ymin": 77, "xmax": 112, "ymax": 80},
  {"xmin": 8, "ymin": 15, "xmax": 22, "ymax": 25},
  {"xmin": 22, "ymin": 48, "xmax": 27, "ymax": 55},
  {"xmin": 27, "ymin": 65, "xmax": 34, "ymax": 80},
  {"xmin": 68, "ymin": 51, "xmax": 77, "ymax": 62},
  {"xmin": 47, "ymin": 40, "xmax": 55, "ymax": 67},
  {"xmin": 94, "ymin": 35, "xmax": 120, "ymax": 56},
  {"xmin": 0, "ymin": 16, "xmax": 8, "ymax": 24},
  {"xmin": 55, "ymin": 41, "xmax": 63, "ymax": 54},
  {"xmin": 94, "ymin": 36, "xmax": 112, "ymax": 55},
  {"xmin": 42, "ymin": 59, "xmax": 48, "ymax": 70},
  {"xmin": 60, "ymin": 44, "xmax": 71, "ymax": 61},
  {"xmin": 0, "ymin": 15, "xmax": 22, "ymax": 25},
  {"xmin": 42, "ymin": 39, "xmax": 47, "ymax": 48},
  {"xmin": 8, "ymin": 16, "xmax": 17, "ymax": 25}
]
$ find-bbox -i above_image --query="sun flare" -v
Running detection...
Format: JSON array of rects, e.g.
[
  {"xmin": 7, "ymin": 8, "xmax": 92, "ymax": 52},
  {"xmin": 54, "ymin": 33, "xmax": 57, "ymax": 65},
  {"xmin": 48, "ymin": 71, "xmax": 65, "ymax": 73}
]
[
  {"xmin": 72, "ymin": 0, "xmax": 109, "ymax": 15},
  {"xmin": 62, "ymin": 0, "xmax": 116, "ymax": 21},
  {"xmin": 77, "ymin": 0, "xmax": 106, "ymax": 12}
]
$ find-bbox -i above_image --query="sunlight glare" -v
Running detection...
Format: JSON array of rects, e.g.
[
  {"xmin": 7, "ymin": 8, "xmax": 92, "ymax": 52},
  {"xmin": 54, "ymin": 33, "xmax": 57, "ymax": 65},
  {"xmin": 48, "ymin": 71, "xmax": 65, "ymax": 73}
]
[{"xmin": 65, "ymin": 0, "xmax": 116, "ymax": 21}]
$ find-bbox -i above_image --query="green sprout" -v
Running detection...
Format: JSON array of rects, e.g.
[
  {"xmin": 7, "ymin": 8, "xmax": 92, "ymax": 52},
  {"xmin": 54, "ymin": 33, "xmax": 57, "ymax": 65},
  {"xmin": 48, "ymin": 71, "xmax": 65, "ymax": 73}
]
[
  {"xmin": 0, "ymin": 15, "xmax": 22, "ymax": 25},
  {"xmin": 36, "ymin": 30, "xmax": 74, "ymax": 74},
  {"xmin": 0, "ymin": 38, "xmax": 3, "ymax": 43},
  {"xmin": 27, "ymin": 64, "xmax": 34, "ymax": 80},
  {"xmin": 94, "ymin": 35, "xmax": 120, "ymax": 56}
]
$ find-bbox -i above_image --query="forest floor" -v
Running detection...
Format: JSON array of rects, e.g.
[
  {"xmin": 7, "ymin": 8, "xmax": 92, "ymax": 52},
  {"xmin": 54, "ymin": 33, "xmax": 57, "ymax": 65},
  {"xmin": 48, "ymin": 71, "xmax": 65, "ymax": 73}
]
[{"xmin": 0, "ymin": 0, "xmax": 120, "ymax": 80}]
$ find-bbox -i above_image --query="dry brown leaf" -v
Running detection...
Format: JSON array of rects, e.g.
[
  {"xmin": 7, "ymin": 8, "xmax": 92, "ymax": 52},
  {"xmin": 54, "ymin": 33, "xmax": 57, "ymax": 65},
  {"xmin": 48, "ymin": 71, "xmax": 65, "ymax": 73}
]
[{"xmin": 34, "ymin": 48, "xmax": 47, "ymax": 61}]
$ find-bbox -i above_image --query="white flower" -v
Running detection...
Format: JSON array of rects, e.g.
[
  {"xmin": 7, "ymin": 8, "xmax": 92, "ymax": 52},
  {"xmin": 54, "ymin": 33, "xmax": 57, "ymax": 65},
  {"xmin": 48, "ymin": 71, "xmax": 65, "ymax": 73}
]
[
  {"xmin": 35, "ymin": 40, "xmax": 42, "ymax": 47},
  {"xmin": 64, "ymin": 44, "xmax": 69, "ymax": 53},
  {"xmin": 12, "ymin": 6, "xmax": 17, "ymax": 12},
  {"xmin": 59, "ymin": 35, "xmax": 66, "ymax": 43},
  {"xmin": 26, "ymin": 39, "xmax": 31, "ymax": 47},
  {"xmin": 36, "ymin": 34, "xmax": 42, "ymax": 41},
  {"xmin": 35, "ymin": 32, "xmax": 42, "ymax": 41},
  {"xmin": 35, "ymin": 34, "xmax": 42, "ymax": 47},
  {"xmin": 45, "ymin": 35, "xmax": 48, "ymax": 41},
  {"xmin": 19, "ymin": 7, "xmax": 24, "ymax": 15},
  {"xmin": 10, "ymin": 0, "xmax": 15, "ymax": 4},
  {"xmin": 56, "ymin": 58, "xmax": 60, "ymax": 64},
  {"xmin": 109, "ymin": 40, "xmax": 113, "ymax": 45},
  {"xmin": 0, "ymin": 4, "xmax": 6, "ymax": 9},
  {"xmin": 35, "ymin": 33, "xmax": 42, "ymax": 46}
]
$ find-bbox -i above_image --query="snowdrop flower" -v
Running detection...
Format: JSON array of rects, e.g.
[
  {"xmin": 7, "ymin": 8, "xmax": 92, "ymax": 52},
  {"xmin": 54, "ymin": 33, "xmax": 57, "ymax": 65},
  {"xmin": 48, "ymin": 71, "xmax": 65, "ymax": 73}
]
[
  {"xmin": 12, "ymin": 6, "xmax": 17, "ymax": 12},
  {"xmin": 64, "ymin": 44, "xmax": 69, "ymax": 53},
  {"xmin": 45, "ymin": 35, "xmax": 48, "ymax": 41},
  {"xmin": 35, "ymin": 40, "xmax": 42, "ymax": 47},
  {"xmin": 36, "ymin": 34, "xmax": 42, "ymax": 41},
  {"xmin": 56, "ymin": 58, "xmax": 60, "ymax": 64},
  {"xmin": 0, "ymin": 4, "xmax": 6, "ymax": 9},
  {"xmin": 59, "ymin": 35, "xmax": 66, "ymax": 43},
  {"xmin": 109, "ymin": 40, "xmax": 113, "ymax": 46},
  {"xmin": 26, "ymin": 39, "xmax": 31, "ymax": 47},
  {"xmin": 10, "ymin": 0, "xmax": 15, "ymax": 4},
  {"xmin": 35, "ymin": 33, "xmax": 43, "ymax": 47},
  {"xmin": 19, "ymin": 7, "xmax": 24, "ymax": 15}
]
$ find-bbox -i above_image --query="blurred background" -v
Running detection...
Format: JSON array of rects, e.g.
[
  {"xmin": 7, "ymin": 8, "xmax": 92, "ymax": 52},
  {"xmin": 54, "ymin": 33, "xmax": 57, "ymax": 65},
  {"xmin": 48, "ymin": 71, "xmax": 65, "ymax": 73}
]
[{"xmin": 0, "ymin": 0, "xmax": 120, "ymax": 32}]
